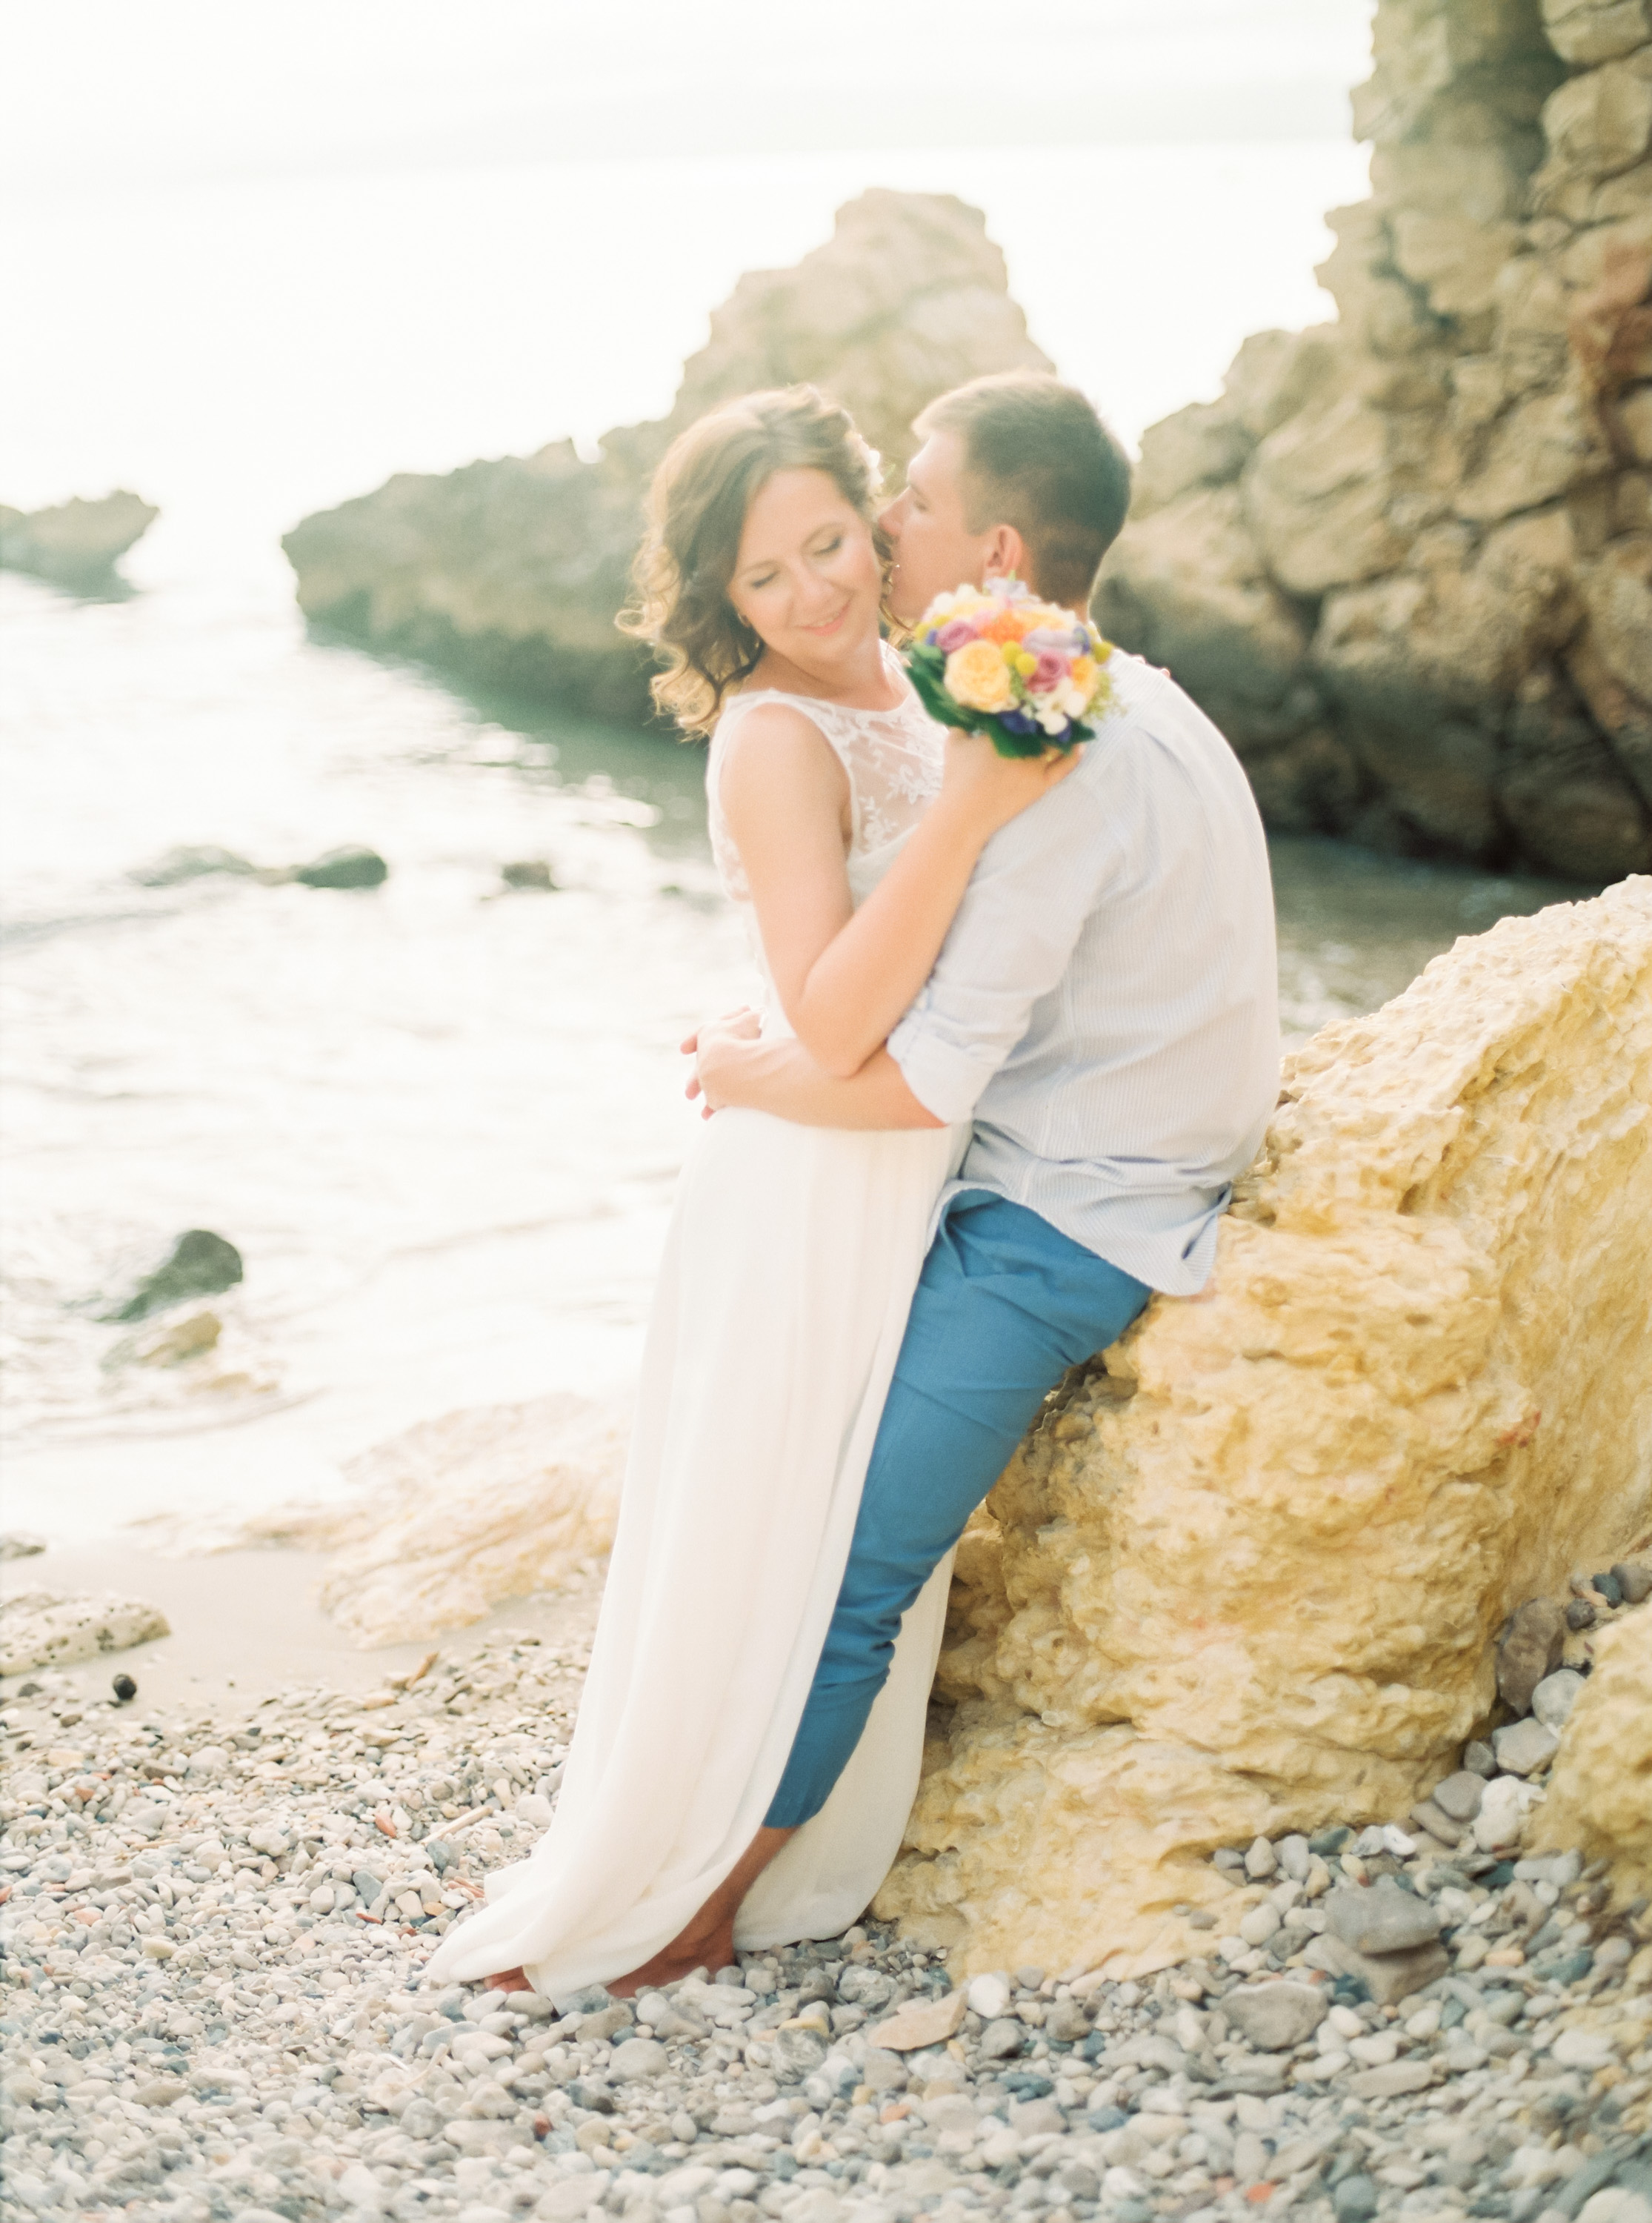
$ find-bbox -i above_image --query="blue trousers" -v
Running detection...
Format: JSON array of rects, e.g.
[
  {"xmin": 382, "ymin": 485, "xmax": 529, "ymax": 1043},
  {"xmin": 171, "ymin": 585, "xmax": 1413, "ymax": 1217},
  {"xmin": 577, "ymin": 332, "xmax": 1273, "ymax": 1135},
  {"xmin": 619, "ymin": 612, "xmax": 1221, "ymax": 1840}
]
[{"xmin": 765, "ymin": 1191, "xmax": 1151, "ymax": 1830}]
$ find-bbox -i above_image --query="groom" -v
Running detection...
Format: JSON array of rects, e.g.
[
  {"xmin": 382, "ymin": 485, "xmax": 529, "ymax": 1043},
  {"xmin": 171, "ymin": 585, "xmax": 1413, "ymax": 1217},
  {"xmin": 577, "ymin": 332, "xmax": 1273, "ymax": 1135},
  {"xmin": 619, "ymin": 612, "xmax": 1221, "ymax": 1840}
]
[{"xmin": 657, "ymin": 371, "xmax": 1279, "ymax": 1978}]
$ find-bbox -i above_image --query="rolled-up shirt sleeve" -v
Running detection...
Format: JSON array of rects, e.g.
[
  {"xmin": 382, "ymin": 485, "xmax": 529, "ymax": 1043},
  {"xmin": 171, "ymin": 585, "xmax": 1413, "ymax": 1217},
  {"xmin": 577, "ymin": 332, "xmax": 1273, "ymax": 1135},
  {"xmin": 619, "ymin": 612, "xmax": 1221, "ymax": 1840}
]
[{"xmin": 888, "ymin": 775, "xmax": 1115, "ymax": 1123}]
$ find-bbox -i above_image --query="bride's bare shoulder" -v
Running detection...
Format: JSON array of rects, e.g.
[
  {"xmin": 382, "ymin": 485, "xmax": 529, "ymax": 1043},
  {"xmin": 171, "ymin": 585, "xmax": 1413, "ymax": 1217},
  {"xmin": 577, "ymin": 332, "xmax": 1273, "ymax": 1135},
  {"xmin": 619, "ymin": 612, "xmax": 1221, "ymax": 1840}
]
[{"xmin": 716, "ymin": 697, "xmax": 847, "ymax": 808}]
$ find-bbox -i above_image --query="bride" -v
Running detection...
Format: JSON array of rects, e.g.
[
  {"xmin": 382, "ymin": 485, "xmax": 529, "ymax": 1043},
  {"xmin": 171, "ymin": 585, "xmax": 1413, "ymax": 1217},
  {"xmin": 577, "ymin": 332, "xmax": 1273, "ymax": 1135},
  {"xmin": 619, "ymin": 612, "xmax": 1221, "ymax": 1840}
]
[{"xmin": 426, "ymin": 385, "xmax": 1072, "ymax": 2001}]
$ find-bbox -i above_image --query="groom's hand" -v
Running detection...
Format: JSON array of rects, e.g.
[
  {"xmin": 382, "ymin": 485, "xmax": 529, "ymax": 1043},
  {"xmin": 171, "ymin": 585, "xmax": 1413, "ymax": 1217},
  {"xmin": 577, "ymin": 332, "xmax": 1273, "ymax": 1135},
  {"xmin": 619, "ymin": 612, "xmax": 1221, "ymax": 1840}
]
[{"xmin": 683, "ymin": 1006, "xmax": 762, "ymax": 1114}]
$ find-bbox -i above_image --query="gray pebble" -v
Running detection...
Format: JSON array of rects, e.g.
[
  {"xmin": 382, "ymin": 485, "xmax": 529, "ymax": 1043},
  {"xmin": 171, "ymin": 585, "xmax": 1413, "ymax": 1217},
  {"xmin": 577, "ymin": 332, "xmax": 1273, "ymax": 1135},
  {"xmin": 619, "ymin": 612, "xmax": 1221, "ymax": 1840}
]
[
  {"xmin": 1429, "ymin": 1769, "xmax": 1485, "ymax": 1823},
  {"xmin": 1531, "ymin": 1667, "xmax": 1585, "ymax": 1733},
  {"xmin": 1333, "ymin": 2175, "xmax": 1379, "ymax": 2222},
  {"xmin": 1276, "ymin": 1832, "xmax": 1310, "ymax": 1882},
  {"xmin": 610, "ymin": 2036, "xmax": 669, "ymax": 2081},
  {"xmin": 1325, "ymin": 1880, "xmax": 1441, "ymax": 1955},
  {"xmin": 1492, "ymin": 1716, "xmax": 1560, "ymax": 1776},
  {"xmin": 1222, "ymin": 1981, "xmax": 1326, "ymax": 2052},
  {"xmin": 1463, "ymin": 1739, "xmax": 1497, "ymax": 1778}
]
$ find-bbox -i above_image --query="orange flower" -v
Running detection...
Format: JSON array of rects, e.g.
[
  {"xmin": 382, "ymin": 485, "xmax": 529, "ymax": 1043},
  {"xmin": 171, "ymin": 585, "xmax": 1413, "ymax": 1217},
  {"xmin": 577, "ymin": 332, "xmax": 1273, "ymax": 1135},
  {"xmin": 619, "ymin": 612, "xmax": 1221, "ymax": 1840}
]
[{"xmin": 981, "ymin": 608, "xmax": 1027, "ymax": 645}]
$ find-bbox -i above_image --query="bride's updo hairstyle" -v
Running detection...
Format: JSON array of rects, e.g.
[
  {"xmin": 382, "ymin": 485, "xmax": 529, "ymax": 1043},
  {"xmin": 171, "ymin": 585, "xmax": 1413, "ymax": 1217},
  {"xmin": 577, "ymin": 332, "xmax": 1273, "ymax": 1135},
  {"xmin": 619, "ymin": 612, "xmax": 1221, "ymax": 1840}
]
[{"xmin": 622, "ymin": 385, "xmax": 882, "ymax": 737}]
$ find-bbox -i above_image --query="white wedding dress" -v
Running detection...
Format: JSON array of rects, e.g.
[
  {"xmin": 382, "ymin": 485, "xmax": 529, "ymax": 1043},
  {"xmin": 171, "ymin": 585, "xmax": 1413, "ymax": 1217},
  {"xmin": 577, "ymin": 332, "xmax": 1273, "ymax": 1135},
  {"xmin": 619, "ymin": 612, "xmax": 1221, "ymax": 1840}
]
[{"xmin": 428, "ymin": 652, "xmax": 966, "ymax": 2000}]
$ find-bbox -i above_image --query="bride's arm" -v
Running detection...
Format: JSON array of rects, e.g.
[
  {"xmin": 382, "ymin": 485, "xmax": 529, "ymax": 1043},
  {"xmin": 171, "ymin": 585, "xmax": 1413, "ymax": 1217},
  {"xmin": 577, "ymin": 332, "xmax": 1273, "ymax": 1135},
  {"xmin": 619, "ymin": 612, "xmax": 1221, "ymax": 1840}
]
[
  {"xmin": 690, "ymin": 1020, "xmax": 939, "ymax": 1130},
  {"xmin": 722, "ymin": 707, "xmax": 1077, "ymax": 1079}
]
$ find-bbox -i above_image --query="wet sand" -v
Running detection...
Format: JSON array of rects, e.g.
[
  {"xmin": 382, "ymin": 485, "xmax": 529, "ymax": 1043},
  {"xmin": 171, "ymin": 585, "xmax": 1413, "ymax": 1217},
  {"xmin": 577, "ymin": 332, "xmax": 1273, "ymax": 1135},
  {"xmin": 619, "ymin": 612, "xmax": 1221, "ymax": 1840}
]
[{"xmin": 0, "ymin": 1538, "xmax": 602, "ymax": 1712}]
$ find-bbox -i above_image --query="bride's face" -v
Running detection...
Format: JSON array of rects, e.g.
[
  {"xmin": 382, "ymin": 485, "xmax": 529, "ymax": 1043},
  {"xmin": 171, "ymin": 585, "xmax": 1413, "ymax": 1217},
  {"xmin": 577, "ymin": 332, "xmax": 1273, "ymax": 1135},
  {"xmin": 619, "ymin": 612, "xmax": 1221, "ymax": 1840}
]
[{"xmin": 728, "ymin": 469, "xmax": 883, "ymax": 674}]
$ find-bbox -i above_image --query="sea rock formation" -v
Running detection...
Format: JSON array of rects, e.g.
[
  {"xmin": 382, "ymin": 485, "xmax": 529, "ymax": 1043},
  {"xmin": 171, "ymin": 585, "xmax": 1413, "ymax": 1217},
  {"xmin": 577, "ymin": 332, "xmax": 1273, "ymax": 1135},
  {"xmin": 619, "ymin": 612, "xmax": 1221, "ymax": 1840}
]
[
  {"xmin": 0, "ymin": 1592, "xmax": 170, "ymax": 1676},
  {"xmin": 102, "ymin": 1229, "xmax": 243, "ymax": 1324},
  {"xmin": 876, "ymin": 875, "xmax": 1652, "ymax": 1980},
  {"xmin": 240, "ymin": 1392, "xmax": 628, "ymax": 1646},
  {"xmin": 1095, "ymin": 0, "xmax": 1652, "ymax": 882},
  {"xmin": 283, "ymin": 190, "xmax": 1051, "ymax": 721},
  {"xmin": 0, "ymin": 490, "xmax": 158, "ymax": 588},
  {"xmin": 1531, "ymin": 1602, "xmax": 1652, "ymax": 1897}
]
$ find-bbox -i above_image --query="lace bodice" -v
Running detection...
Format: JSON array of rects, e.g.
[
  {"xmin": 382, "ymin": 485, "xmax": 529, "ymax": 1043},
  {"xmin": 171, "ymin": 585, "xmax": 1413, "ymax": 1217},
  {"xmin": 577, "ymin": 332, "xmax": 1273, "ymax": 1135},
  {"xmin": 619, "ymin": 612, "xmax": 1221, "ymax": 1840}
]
[{"xmin": 705, "ymin": 648, "xmax": 946, "ymax": 911}]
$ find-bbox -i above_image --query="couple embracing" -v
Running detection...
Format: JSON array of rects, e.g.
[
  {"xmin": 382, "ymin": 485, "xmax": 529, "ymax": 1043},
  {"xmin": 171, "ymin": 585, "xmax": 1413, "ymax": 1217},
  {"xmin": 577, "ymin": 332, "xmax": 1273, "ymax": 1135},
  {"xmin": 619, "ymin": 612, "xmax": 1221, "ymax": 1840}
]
[{"xmin": 428, "ymin": 370, "xmax": 1280, "ymax": 2000}]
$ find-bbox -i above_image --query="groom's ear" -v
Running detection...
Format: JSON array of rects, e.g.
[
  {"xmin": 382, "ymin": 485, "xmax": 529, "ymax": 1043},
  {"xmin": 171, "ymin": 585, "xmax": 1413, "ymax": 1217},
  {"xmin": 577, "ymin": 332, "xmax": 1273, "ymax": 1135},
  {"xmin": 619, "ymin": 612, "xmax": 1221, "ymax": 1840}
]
[{"xmin": 982, "ymin": 522, "xmax": 1030, "ymax": 589}]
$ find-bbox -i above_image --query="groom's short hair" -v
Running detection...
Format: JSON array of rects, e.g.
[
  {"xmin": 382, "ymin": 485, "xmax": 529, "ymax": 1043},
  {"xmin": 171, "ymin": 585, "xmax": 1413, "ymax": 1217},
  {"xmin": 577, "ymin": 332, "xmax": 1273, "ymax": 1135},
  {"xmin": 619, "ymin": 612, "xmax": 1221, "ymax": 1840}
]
[{"xmin": 915, "ymin": 373, "xmax": 1131, "ymax": 609}]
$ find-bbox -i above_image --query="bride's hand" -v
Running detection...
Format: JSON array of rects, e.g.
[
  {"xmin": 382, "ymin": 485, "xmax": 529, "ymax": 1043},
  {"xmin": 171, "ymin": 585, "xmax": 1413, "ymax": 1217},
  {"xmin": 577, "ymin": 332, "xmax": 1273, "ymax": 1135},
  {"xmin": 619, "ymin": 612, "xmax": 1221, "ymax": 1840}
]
[
  {"xmin": 683, "ymin": 1006, "xmax": 761, "ymax": 1113},
  {"xmin": 938, "ymin": 727, "xmax": 1082, "ymax": 839}
]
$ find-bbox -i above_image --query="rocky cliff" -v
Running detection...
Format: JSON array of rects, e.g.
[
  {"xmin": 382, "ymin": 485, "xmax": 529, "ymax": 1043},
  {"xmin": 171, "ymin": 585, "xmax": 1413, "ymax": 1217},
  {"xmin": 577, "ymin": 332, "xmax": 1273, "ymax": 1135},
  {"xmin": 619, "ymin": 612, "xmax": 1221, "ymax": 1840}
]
[
  {"xmin": 1096, "ymin": 0, "xmax": 1652, "ymax": 883},
  {"xmin": 0, "ymin": 490, "xmax": 157, "ymax": 589},
  {"xmin": 876, "ymin": 875, "xmax": 1652, "ymax": 1980},
  {"xmin": 282, "ymin": 191, "xmax": 1051, "ymax": 722}
]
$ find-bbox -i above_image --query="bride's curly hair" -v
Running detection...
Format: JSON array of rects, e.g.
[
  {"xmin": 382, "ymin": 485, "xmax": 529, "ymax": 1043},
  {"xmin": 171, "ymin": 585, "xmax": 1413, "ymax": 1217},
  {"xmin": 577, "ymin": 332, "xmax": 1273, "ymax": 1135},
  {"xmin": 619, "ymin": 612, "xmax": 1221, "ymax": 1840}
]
[{"xmin": 620, "ymin": 385, "xmax": 884, "ymax": 738}]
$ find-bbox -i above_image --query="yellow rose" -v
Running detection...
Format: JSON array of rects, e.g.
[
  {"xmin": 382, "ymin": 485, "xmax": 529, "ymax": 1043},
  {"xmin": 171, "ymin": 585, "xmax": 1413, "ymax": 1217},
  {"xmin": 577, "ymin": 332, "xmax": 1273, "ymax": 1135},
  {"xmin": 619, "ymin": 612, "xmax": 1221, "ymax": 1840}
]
[
  {"xmin": 1070, "ymin": 654, "xmax": 1096, "ymax": 692},
  {"xmin": 945, "ymin": 638, "xmax": 1016, "ymax": 713}
]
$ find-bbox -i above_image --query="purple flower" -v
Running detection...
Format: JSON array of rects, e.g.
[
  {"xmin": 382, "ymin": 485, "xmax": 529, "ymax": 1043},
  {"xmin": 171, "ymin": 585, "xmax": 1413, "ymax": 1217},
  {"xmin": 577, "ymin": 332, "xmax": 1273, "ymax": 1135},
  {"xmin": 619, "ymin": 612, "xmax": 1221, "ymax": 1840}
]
[
  {"xmin": 1027, "ymin": 651, "xmax": 1068, "ymax": 695},
  {"xmin": 933, "ymin": 619, "xmax": 979, "ymax": 654}
]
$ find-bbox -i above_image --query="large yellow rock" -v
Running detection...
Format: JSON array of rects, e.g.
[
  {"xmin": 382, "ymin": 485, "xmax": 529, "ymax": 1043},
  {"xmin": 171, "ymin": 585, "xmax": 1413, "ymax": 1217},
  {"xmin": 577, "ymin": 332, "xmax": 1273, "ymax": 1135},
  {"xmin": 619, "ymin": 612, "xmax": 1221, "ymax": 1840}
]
[
  {"xmin": 1531, "ymin": 1604, "xmax": 1652, "ymax": 1900},
  {"xmin": 877, "ymin": 878, "xmax": 1652, "ymax": 1980}
]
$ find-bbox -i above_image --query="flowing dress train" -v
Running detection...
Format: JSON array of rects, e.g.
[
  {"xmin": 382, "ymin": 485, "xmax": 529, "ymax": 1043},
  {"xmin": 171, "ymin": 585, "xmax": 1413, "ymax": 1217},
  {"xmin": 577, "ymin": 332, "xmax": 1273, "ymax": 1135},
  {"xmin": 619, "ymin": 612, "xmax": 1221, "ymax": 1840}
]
[{"xmin": 427, "ymin": 656, "xmax": 963, "ymax": 1998}]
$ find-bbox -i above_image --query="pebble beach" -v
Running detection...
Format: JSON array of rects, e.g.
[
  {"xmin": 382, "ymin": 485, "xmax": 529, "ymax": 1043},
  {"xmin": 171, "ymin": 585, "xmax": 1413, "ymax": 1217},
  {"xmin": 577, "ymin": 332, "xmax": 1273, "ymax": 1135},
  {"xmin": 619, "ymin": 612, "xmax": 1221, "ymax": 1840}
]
[{"xmin": 4, "ymin": 1600, "xmax": 1650, "ymax": 2223}]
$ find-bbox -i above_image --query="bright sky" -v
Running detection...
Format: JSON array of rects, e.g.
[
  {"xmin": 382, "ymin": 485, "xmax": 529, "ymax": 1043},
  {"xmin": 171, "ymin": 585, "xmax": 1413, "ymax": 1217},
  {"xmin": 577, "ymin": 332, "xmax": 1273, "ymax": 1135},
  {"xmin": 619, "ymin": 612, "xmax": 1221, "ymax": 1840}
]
[
  {"xmin": 7, "ymin": 0, "xmax": 1377, "ymax": 190},
  {"xmin": 1, "ymin": 1, "xmax": 1379, "ymax": 525}
]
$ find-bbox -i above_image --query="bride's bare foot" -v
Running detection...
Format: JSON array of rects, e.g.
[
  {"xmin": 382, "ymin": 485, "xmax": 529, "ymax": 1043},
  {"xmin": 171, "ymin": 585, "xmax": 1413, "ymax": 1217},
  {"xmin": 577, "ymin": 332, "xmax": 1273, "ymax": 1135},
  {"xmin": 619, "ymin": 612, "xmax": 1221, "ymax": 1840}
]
[
  {"xmin": 608, "ymin": 1933, "xmax": 725, "ymax": 1999},
  {"xmin": 484, "ymin": 1967, "xmax": 531, "ymax": 1993},
  {"xmin": 607, "ymin": 1824, "xmax": 794, "ymax": 1998}
]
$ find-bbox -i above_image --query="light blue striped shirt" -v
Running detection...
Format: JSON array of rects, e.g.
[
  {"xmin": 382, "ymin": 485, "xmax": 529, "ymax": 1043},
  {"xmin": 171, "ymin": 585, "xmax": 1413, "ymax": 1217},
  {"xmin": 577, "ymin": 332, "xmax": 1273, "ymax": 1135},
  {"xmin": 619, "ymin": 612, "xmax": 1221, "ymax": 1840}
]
[{"xmin": 888, "ymin": 650, "xmax": 1280, "ymax": 1296}]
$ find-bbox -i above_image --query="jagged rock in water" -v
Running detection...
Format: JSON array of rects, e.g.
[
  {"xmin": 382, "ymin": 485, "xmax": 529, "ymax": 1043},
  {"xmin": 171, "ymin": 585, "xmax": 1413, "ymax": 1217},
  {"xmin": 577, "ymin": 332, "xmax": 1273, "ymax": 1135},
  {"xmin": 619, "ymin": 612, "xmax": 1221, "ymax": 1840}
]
[
  {"xmin": 876, "ymin": 877, "xmax": 1652, "ymax": 1980},
  {"xmin": 130, "ymin": 845, "xmax": 257, "ymax": 888},
  {"xmin": 500, "ymin": 859, "xmax": 558, "ymax": 892},
  {"xmin": 286, "ymin": 845, "xmax": 389, "ymax": 890},
  {"xmin": 282, "ymin": 190, "xmax": 1051, "ymax": 721},
  {"xmin": 1530, "ymin": 1601, "xmax": 1652, "ymax": 1896},
  {"xmin": 102, "ymin": 1306, "xmax": 224, "ymax": 1371},
  {"xmin": 0, "ymin": 491, "xmax": 158, "ymax": 588},
  {"xmin": 238, "ymin": 1392, "xmax": 628, "ymax": 1644},
  {"xmin": 1094, "ymin": 0, "xmax": 1652, "ymax": 880},
  {"xmin": 104, "ymin": 1229, "xmax": 244, "ymax": 1323}
]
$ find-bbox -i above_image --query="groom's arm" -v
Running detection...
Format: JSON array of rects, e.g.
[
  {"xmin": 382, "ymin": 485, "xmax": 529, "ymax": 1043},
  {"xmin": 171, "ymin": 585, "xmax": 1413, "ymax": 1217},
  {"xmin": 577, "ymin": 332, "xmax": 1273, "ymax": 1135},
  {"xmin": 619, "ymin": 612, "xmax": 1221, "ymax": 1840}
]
[{"xmin": 699, "ymin": 766, "xmax": 1116, "ymax": 1131}]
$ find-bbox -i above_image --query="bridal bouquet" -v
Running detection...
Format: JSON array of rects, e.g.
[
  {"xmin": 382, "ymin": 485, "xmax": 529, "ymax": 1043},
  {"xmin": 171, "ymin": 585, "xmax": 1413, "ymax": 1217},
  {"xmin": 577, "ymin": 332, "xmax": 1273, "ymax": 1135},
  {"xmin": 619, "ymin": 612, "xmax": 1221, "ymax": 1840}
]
[{"xmin": 902, "ymin": 578, "xmax": 1114, "ymax": 758}]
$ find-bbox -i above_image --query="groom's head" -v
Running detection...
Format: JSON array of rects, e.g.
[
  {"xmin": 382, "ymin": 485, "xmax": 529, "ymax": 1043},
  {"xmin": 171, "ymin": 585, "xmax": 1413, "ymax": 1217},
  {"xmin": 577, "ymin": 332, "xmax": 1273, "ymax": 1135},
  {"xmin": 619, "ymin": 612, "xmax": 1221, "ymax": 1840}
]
[{"xmin": 881, "ymin": 373, "xmax": 1130, "ymax": 624}]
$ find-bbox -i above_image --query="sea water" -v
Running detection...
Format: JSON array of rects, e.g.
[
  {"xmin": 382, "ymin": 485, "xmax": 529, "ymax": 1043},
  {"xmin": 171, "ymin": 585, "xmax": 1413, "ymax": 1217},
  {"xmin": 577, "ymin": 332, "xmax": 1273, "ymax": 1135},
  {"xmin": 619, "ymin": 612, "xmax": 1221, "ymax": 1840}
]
[{"xmin": 0, "ymin": 139, "xmax": 1590, "ymax": 1555}]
